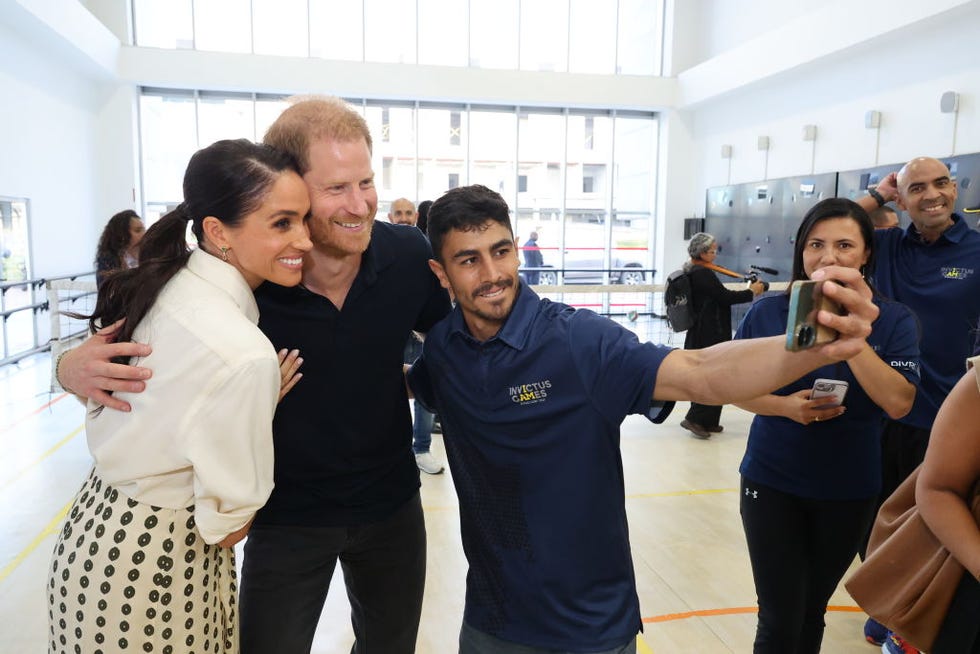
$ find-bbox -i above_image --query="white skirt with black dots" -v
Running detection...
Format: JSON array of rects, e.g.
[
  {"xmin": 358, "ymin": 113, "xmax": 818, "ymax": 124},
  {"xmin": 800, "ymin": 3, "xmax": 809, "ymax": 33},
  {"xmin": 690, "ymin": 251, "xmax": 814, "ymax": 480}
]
[{"xmin": 48, "ymin": 468, "xmax": 239, "ymax": 654}]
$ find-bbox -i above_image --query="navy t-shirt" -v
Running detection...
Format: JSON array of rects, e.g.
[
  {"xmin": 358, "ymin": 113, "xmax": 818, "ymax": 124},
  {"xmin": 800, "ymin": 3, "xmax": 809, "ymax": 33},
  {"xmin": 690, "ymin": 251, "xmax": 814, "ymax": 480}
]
[
  {"xmin": 254, "ymin": 221, "xmax": 451, "ymax": 526},
  {"xmin": 874, "ymin": 215, "xmax": 980, "ymax": 428},
  {"xmin": 408, "ymin": 284, "xmax": 673, "ymax": 651},
  {"xmin": 735, "ymin": 294, "xmax": 920, "ymax": 499}
]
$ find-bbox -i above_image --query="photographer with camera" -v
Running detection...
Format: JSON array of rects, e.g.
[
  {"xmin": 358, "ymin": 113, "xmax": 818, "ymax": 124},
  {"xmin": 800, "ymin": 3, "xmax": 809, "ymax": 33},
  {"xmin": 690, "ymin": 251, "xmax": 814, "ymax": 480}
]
[
  {"xmin": 679, "ymin": 232, "xmax": 766, "ymax": 439},
  {"xmin": 732, "ymin": 198, "xmax": 920, "ymax": 654}
]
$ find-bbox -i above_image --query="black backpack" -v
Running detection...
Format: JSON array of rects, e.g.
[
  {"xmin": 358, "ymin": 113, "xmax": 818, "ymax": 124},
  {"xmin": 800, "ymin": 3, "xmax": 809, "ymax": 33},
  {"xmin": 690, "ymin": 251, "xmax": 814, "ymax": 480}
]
[{"xmin": 664, "ymin": 269, "xmax": 694, "ymax": 332}]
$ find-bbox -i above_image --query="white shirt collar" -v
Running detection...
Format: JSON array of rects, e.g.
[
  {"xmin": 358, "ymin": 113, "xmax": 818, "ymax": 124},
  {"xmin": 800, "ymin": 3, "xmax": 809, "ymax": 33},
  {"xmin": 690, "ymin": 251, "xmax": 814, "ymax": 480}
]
[{"xmin": 186, "ymin": 248, "xmax": 260, "ymax": 324}]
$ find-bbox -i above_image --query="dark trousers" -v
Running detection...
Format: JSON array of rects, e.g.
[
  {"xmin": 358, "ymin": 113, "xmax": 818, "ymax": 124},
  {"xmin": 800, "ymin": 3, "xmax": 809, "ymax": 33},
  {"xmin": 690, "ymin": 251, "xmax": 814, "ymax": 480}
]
[
  {"xmin": 239, "ymin": 493, "xmax": 426, "ymax": 654},
  {"xmin": 740, "ymin": 477, "xmax": 877, "ymax": 654},
  {"xmin": 933, "ymin": 573, "xmax": 980, "ymax": 654},
  {"xmin": 859, "ymin": 420, "xmax": 931, "ymax": 559},
  {"xmin": 459, "ymin": 621, "xmax": 636, "ymax": 654},
  {"xmin": 685, "ymin": 402, "xmax": 722, "ymax": 429}
]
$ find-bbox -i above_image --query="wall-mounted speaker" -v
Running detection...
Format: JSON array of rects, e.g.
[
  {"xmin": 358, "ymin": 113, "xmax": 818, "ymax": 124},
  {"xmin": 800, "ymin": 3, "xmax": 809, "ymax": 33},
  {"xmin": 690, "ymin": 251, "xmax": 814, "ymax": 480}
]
[
  {"xmin": 757, "ymin": 136, "xmax": 770, "ymax": 151},
  {"xmin": 940, "ymin": 91, "xmax": 959, "ymax": 113},
  {"xmin": 684, "ymin": 217, "xmax": 705, "ymax": 240},
  {"xmin": 865, "ymin": 110, "xmax": 881, "ymax": 129},
  {"xmin": 720, "ymin": 144, "xmax": 732, "ymax": 159}
]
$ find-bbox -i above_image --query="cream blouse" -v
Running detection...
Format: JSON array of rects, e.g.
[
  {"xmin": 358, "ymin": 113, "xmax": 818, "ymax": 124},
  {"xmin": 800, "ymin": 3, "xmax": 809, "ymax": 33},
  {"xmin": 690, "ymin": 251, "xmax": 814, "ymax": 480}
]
[{"xmin": 86, "ymin": 249, "xmax": 279, "ymax": 544}]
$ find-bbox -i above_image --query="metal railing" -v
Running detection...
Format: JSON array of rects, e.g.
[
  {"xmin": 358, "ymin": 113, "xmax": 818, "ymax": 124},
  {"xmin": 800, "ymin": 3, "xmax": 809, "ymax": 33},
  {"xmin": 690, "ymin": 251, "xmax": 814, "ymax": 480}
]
[{"xmin": 0, "ymin": 272, "xmax": 96, "ymax": 367}]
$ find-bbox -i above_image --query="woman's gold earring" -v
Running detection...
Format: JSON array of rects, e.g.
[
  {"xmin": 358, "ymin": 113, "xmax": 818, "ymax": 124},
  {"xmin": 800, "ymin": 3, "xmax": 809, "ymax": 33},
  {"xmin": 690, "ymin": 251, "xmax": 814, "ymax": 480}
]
[{"xmin": 221, "ymin": 246, "xmax": 229, "ymax": 262}]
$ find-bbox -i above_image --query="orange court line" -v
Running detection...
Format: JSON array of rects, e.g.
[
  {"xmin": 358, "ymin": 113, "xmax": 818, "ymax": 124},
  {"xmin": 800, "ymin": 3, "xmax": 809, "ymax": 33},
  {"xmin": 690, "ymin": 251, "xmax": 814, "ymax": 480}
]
[
  {"xmin": 0, "ymin": 392, "xmax": 68, "ymax": 435},
  {"xmin": 644, "ymin": 605, "xmax": 863, "ymax": 623}
]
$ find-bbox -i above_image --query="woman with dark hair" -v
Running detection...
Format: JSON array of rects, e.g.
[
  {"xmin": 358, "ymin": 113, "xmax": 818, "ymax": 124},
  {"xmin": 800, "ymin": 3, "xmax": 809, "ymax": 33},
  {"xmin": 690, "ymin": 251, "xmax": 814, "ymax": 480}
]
[
  {"xmin": 679, "ymin": 232, "xmax": 765, "ymax": 438},
  {"xmin": 733, "ymin": 198, "xmax": 920, "ymax": 653},
  {"xmin": 95, "ymin": 209, "xmax": 145, "ymax": 287},
  {"xmin": 48, "ymin": 139, "xmax": 312, "ymax": 653},
  {"xmin": 416, "ymin": 199, "xmax": 433, "ymax": 235}
]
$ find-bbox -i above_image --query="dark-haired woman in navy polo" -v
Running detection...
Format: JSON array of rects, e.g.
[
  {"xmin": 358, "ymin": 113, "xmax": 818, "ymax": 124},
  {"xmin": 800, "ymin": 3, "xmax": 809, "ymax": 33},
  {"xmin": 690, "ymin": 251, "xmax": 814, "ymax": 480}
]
[{"xmin": 733, "ymin": 198, "xmax": 921, "ymax": 654}]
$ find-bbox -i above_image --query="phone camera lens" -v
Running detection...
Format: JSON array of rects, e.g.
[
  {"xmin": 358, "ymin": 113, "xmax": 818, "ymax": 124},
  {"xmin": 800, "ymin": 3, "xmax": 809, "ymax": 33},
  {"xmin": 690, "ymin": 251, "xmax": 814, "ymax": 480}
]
[{"xmin": 797, "ymin": 324, "xmax": 815, "ymax": 348}]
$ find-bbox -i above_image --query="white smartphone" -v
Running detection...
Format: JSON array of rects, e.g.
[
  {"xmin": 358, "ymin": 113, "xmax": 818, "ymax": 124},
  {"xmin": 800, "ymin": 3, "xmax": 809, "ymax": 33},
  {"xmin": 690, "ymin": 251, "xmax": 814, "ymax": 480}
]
[{"xmin": 810, "ymin": 378, "xmax": 849, "ymax": 407}]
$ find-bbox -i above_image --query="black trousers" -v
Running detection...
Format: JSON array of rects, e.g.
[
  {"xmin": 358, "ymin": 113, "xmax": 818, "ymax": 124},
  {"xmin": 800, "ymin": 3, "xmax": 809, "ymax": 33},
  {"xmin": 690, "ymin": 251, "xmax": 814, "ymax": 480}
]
[
  {"xmin": 239, "ymin": 492, "xmax": 427, "ymax": 654},
  {"xmin": 933, "ymin": 573, "xmax": 980, "ymax": 654},
  {"xmin": 740, "ymin": 477, "xmax": 877, "ymax": 654},
  {"xmin": 685, "ymin": 402, "xmax": 722, "ymax": 429},
  {"xmin": 859, "ymin": 420, "xmax": 931, "ymax": 559}
]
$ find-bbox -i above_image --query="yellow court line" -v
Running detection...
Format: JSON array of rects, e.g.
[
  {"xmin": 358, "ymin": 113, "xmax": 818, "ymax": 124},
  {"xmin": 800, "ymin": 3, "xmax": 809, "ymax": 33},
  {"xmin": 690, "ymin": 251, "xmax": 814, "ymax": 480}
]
[
  {"xmin": 637, "ymin": 634, "xmax": 654, "ymax": 653},
  {"xmin": 627, "ymin": 488, "xmax": 738, "ymax": 499},
  {"xmin": 0, "ymin": 501, "xmax": 72, "ymax": 585},
  {"xmin": 0, "ymin": 424, "xmax": 85, "ymax": 494}
]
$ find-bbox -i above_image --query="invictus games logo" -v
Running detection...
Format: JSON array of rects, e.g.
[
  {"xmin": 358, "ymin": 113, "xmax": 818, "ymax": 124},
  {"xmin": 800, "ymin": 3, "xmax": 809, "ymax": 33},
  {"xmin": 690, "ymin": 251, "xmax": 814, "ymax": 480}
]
[
  {"xmin": 941, "ymin": 266, "xmax": 974, "ymax": 280},
  {"xmin": 509, "ymin": 380, "xmax": 552, "ymax": 405}
]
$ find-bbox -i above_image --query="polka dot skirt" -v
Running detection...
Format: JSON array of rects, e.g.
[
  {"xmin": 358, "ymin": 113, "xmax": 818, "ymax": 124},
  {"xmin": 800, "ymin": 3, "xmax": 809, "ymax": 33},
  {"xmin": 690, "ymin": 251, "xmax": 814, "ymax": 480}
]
[{"xmin": 48, "ymin": 468, "xmax": 239, "ymax": 653}]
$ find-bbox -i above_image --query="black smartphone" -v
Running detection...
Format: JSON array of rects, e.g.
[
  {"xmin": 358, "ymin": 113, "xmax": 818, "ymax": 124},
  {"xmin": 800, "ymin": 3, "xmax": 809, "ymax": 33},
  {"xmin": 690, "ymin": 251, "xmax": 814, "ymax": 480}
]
[{"xmin": 785, "ymin": 280, "xmax": 843, "ymax": 351}]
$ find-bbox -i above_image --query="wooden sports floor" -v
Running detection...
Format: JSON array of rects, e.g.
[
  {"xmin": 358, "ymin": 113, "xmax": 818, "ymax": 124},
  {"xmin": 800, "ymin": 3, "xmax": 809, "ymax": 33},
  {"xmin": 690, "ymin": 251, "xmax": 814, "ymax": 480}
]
[{"xmin": 0, "ymin": 351, "xmax": 878, "ymax": 653}]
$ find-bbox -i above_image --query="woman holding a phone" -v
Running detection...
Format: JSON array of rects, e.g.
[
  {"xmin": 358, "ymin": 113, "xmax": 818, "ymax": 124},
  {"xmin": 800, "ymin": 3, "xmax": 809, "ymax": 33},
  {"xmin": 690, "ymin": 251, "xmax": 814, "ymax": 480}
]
[{"xmin": 732, "ymin": 198, "xmax": 920, "ymax": 654}]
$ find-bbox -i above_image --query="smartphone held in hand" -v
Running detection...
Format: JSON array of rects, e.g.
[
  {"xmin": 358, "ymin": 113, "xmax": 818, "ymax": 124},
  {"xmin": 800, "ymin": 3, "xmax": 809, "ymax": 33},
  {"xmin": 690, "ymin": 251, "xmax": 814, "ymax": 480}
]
[
  {"xmin": 785, "ymin": 280, "xmax": 844, "ymax": 351},
  {"xmin": 810, "ymin": 378, "xmax": 849, "ymax": 407}
]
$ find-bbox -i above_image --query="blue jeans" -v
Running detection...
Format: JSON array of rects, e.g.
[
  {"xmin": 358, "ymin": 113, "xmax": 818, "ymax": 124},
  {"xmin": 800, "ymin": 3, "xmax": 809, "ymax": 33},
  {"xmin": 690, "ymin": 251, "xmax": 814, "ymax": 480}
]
[{"xmin": 413, "ymin": 400, "xmax": 435, "ymax": 454}]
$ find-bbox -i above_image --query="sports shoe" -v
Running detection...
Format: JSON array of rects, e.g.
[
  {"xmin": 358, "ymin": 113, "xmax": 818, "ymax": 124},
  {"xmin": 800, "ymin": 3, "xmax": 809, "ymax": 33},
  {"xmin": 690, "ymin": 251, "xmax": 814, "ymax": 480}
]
[
  {"xmin": 680, "ymin": 419, "xmax": 711, "ymax": 439},
  {"xmin": 882, "ymin": 631, "xmax": 920, "ymax": 654},
  {"xmin": 864, "ymin": 617, "xmax": 888, "ymax": 646},
  {"xmin": 415, "ymin": 451, "xmax": 445, "ymax": 475}
]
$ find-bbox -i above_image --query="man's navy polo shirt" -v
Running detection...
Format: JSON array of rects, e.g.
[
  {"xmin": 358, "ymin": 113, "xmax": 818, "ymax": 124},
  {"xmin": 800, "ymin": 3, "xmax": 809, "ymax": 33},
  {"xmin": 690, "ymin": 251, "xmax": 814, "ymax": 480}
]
[
  {"xmin": 874, "ymin": 214, "xmax": 980, "ymax": 428},
  {"xmin": 253, "ymin": 221, "xmax": 451, "ymax": 527},
  {"xmin": 735, "ymin": 294, "xmax": 920, "ymax": 499},
  {"xmin": 408, "ymin": 284, "xmax": 673, "ymax": 651}
]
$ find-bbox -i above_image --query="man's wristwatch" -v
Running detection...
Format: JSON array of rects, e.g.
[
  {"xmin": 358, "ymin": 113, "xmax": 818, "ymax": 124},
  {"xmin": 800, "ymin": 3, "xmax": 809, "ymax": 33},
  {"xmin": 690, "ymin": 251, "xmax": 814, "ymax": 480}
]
[{"xmin": 868, "ymin": 187, "xmax": 886, "ymax": 207}]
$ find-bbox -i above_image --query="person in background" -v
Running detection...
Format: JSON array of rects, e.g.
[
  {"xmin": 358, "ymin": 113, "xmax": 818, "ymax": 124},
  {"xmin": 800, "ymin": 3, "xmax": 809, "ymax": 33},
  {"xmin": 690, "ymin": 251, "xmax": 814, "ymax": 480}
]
[
  {"xmin": 48, "ymin": 139, "xmax": 312, "ymax": 653},
  {"xmin": 870, "ymin": 205, "xmax": 900, "ymax": 230},
  {"xmin": 916, "ymin": 359, "xmax": 980, "ymax": 654},
  {"xmin": 416, "ymin": 199, "xmax": 433, "ymax": 235},
  {"xmin": 522, "ymin": 230, "xmax": 544, "ymax": 285},
  {"xmin": 732, "ymin": 198, "xmax": 919, "ymax": 654},
  {"xmin": 679, "ymin": 232, "xmax": 765, "ymax": 439},
  {"xmin": 94, "ymin": 209, "xmax": 145, "ymax": 287},
  {"xmin": 857, "ymin": 157, "xmax": 980, "ymax": 651},
  {"xmin": 408, "ymin": 184, "xmax": 880, "ymax": 654},
  {"xmin": 389, "ymin": 197, "xmax": 418, "ymax": 226}
]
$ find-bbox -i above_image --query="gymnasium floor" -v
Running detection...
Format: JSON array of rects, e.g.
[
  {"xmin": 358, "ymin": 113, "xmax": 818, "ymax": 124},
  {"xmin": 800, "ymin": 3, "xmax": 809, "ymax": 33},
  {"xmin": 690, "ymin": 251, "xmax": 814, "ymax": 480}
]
[{"xmin": 0, "ymin": 350, "xmax": 877, "ymax": 653}]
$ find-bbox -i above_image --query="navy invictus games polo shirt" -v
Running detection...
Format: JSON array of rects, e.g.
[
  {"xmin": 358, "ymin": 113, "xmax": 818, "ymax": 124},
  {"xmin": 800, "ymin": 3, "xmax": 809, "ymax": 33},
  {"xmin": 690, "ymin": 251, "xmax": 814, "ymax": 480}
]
[
  {"xmin": 252, "ymin": 221, "xmax": 451, "ymax": 527},
  {"xmin": 408, "ymin": 284, "xmax": 673, "ymax": 651},
  {"xmin": 873, "ymin": 214, "xmax": 980, "ymax": 429},
  {"xmin": 735, "ymin": 295, "xmax": 920, "ymax": 500}
]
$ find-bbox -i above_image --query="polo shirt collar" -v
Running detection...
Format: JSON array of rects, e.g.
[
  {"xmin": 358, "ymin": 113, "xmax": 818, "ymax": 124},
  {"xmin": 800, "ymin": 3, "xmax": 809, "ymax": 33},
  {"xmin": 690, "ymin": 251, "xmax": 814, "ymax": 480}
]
[
  {"xmin": 904, "ymin": 212, "xmax": 968, "ymax": 245},
  {"xmin": 186, "ymin": 247, "xmax": 260, "ymax": 323},
  {"xmin": 447, "ymin": 282, "xmax": 538, "ymax": 351}
]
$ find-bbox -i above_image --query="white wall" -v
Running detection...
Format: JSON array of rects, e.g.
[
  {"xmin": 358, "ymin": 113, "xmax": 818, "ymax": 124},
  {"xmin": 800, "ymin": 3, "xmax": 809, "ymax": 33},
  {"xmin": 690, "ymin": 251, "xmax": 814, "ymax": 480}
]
[{"xmin": 657, "ymin": 0, "xmax": 980, "ymax": 277}]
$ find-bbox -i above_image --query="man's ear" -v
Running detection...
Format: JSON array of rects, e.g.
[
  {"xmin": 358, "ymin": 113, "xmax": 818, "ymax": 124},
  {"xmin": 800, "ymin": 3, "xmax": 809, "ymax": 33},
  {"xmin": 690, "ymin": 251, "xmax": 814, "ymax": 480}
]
[
  {"xmin": 895, "ymin": 192, "xmax": 907, "ymax": 212},
  {"xmin": 428, "ymin": 259, "xmax": 451, "ymax": 291}
]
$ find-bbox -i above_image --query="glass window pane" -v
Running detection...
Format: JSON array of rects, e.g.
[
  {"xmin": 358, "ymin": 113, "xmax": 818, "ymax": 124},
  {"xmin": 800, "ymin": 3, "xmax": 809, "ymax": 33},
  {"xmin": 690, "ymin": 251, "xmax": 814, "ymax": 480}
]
[
  {"xmin": 133, "ymin": 0, "xmax": 193, "ymax": 48},
  {"xmin": 310, "ymin": 0, "xmax": 363, "ymax": 60},
  {"xmin": 612, "ymin": 114, "xmax": 658, "ymax": 280},
  {"xmin": 139, "ymin": 93, "xmax": 198, "ymax": 210},
  {"xmin": 418, "ymin": 0, "xmax": 467, "ymax": 67},
  {"xmin": 617, "ymin": 0, "xmax": 663, "ymax": 75},
  {"xmin": 469, "ymin": 109, "xmax": 517, "ymax": 198},
  {"xmin": 568, "ymin": 0, "xmax": 616, "ymax": 74},
  {"xmin": 255, "ymin": 96, "xmax": 291, "ymax": 143},
  {"xmin": 364, "ymin": 0, "xmax": 417, "ymax": 64},
  {"xmin": 470, "ymin": 0, "xmax": 518, "ymax": 69},
  {"xmin": 197, "ymin": 94, "xmax": 256, "ymax": 147},
  {"xmin": 253, "ymin": 0, "xmax": 309, "ymax": 57},
  {"xmin": 516, "ymin": 112, "xmax": 564, "ymax": 278},
  {"xmin": 364, "ymin": 105, "xmax": 416, "ymax": 200},
  {"xmin": 418, "ymin": 107, "xmax": 467, "ymax": 202},
  {"xmin": 520, "ymin": 0, "xmax": 568, "ymax": 72},
  {"xmin": 194, "ymin": 0, "xmax": 252, "ymax": 54}
]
